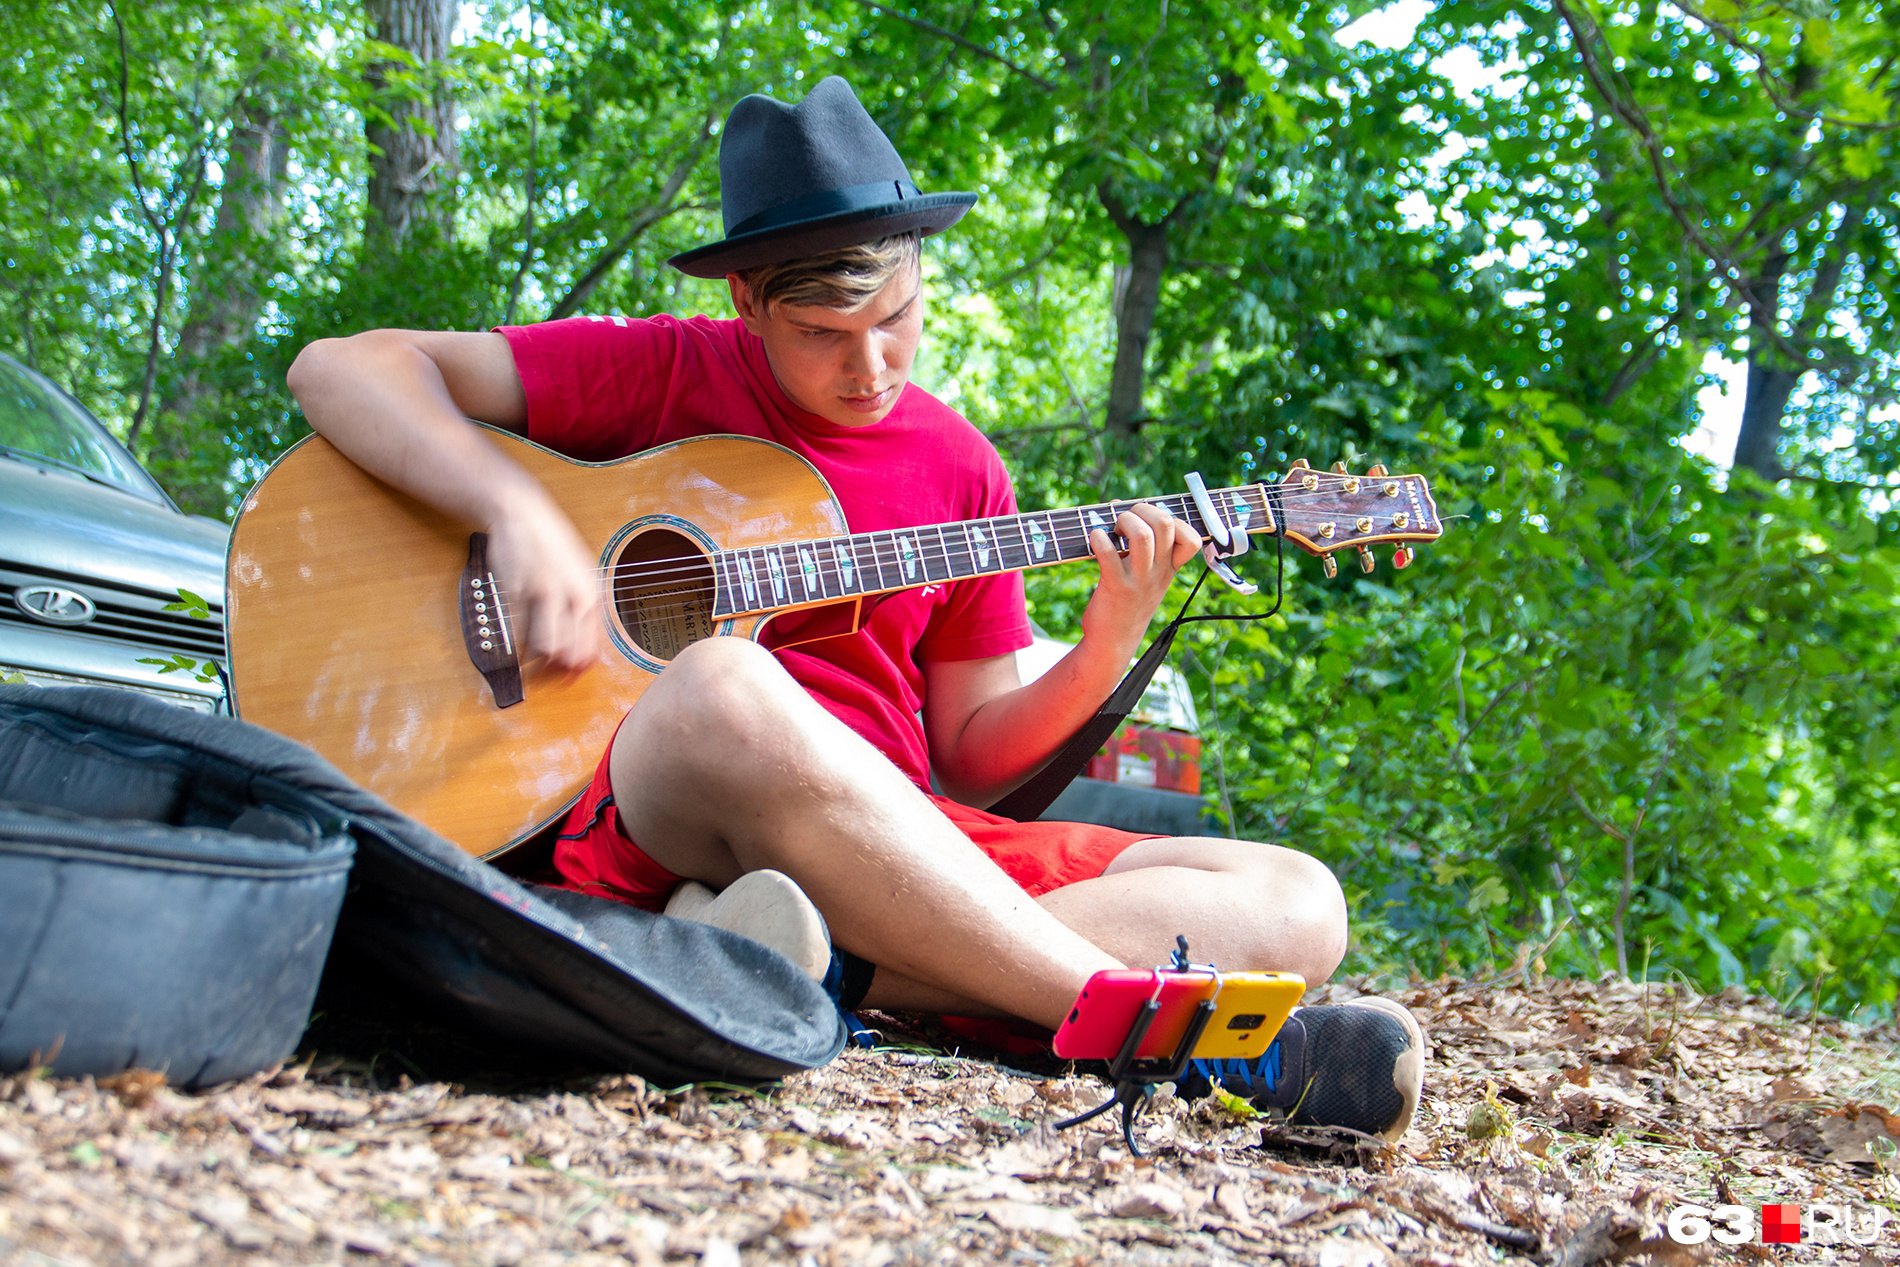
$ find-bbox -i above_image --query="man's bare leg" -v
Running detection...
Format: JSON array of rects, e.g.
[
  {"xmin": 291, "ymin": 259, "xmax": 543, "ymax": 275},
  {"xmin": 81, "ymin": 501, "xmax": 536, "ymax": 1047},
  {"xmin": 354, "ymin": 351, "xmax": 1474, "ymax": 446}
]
[
  {"xmin": 862, "ymin": 839, "xmax": 1348, "ymax": 1015},
  {"xmin": 612, "ymin": 639, "xmax": 1120, "ymax": 1027},
  {"xmin": 612, "ymin": 639, "xmax": 1345, "ymax": 1028}
]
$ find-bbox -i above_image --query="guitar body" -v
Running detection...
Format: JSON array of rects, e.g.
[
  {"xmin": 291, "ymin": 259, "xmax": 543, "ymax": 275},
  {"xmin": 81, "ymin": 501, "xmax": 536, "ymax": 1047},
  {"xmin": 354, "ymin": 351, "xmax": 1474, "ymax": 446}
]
[{"xmin": 226, "ymin": 431, "xmax": 846, "ymax": 858}]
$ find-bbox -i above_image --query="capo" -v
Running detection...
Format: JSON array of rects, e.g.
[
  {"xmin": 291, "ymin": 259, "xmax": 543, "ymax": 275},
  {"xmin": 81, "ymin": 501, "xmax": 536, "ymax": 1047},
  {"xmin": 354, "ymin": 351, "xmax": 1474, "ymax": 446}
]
[{"xmin": 1185, "ymin": 472, "xmax": 1259, "ymax": 596}]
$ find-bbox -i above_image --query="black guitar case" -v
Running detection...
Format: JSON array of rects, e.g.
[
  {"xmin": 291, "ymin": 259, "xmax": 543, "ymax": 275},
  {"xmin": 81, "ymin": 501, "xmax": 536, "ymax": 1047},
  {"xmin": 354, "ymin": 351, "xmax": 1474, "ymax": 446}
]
[{"xmin": 0, "ymin": 685, "xmax": 846, "ymax": 1088}]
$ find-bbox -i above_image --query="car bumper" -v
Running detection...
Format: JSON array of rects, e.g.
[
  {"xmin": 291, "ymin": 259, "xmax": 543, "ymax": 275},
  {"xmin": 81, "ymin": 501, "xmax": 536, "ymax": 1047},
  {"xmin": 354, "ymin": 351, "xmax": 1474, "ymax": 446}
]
[{"xmin": 1, "ymin": 625, "xmax": 226, "ymax": 713}]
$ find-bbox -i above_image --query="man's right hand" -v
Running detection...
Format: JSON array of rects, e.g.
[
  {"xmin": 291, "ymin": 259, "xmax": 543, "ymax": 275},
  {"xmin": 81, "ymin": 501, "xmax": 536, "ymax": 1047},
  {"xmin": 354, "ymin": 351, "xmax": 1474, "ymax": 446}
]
[
  {"xmin": 286, "ymin": 328, "xmax": 601, "ymax": 674},
  {"xmin": 483, "ymin": 493, "xmax": 602, "ymax": 673}
]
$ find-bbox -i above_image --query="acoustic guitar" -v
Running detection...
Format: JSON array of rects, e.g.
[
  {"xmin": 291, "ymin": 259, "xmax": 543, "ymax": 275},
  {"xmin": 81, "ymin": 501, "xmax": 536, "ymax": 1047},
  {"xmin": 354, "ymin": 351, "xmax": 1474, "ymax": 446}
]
[{"xmin": 225, "ymin": 430, "xmax": 1442, "ymax": 858}]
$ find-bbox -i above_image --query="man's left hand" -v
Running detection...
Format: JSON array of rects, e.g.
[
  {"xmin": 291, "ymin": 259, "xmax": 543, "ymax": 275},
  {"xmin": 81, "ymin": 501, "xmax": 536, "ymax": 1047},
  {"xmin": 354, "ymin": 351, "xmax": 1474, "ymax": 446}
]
[{"xmin": 1080, "ymin": 503, "xmax": 1203, "ymax": 659}]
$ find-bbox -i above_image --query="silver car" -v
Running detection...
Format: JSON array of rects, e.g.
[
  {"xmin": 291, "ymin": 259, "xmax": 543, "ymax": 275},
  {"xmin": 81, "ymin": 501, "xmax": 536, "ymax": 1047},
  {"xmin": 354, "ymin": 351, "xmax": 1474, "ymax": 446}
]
[{"xmin": 0, "ymin": 353, "xmax": 228, "ymax": 711}]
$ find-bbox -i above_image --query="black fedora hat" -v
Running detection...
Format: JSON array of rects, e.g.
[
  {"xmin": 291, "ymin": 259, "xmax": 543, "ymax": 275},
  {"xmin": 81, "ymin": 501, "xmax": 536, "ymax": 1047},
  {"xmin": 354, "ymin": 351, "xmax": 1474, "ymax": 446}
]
[{"xmin": 668, "ymin": 76, "xmax": 976, "ymax": 280}]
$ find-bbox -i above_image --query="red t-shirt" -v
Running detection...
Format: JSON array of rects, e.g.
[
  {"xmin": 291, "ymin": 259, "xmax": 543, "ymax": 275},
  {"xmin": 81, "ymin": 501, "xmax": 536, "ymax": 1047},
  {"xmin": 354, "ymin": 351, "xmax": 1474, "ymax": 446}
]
[{"xmin": 498, "ymin": 314, "xmax": 1032, "ymax": 790}]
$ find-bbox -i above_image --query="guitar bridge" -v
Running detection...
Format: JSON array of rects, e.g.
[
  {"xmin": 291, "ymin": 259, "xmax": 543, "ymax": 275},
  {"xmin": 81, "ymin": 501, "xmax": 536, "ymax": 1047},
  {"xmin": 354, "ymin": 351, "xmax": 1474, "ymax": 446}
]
[{"xmin": 460, "ymin": 533, "xmax": 524, "ymax": 709}]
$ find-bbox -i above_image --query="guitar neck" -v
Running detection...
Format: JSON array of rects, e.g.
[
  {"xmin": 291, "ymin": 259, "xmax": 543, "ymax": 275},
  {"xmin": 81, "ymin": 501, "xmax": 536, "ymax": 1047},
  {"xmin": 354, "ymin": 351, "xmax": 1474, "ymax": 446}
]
[{"xmin": 708, "ymin": 486, "xmax": 1270, "ymax": 620}]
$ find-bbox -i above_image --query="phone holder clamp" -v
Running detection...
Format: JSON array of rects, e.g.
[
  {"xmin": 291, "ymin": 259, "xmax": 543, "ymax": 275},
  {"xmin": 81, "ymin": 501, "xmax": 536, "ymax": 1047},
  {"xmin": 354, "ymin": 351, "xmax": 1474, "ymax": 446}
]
[{"xmin": 1053, "ymin": 935, "xmax": 1220, "ymax": 1157}]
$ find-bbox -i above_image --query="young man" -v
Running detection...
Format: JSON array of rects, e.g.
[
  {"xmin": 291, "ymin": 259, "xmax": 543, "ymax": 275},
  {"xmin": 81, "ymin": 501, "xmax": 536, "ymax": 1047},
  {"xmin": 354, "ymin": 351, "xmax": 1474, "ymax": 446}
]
[{"xmin": 287, "ymin": 77, "xmax": 1424, "ymax": 1140}]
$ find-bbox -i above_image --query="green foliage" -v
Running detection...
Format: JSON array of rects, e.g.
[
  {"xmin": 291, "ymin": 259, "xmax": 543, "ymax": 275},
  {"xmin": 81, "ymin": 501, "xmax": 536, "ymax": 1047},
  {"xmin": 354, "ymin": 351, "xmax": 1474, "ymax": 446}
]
[
  {"xmin": 140, "ymin": 588, "xmax": 223, "ymax": 685},
  {"xmin": 4, "ymin": 0, "xmax": 1897, "ymax": 1016}
]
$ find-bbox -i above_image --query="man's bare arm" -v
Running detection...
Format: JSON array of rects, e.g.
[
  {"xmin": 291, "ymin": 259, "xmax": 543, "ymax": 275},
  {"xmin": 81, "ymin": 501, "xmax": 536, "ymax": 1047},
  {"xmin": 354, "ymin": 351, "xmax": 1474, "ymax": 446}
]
[
  {"xmin": 923, "ymin": 503, "xmax": 1201, "ymax": 808},
  {"xmin": 284, "ymin": 329, "xmax": 601, "ymax": 669}
]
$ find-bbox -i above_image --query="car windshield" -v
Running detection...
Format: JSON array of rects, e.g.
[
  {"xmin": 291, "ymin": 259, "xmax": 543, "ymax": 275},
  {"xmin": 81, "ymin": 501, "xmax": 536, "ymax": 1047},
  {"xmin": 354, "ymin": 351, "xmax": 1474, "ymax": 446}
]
[{"xmin": 0, "ymin": 357, "xmax": 162, "ymax": 498}]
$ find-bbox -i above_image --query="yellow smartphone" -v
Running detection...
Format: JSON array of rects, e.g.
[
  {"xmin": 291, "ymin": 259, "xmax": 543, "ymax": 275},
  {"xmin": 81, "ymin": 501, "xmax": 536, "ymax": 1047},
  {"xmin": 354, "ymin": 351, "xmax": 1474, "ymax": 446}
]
[
  {"xmin": 1192, "ymin": 971, "xmax": 1305, "ymax": 1060},
  {"xmin": 1054, "ymin": 969, "xmax": 1304, "ymax": 1062}
]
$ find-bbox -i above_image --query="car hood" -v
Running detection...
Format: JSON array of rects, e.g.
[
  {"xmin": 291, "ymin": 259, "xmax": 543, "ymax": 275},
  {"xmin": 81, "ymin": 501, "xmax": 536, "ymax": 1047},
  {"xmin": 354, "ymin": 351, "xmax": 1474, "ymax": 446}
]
[{"xmin": 0, "ymin": 457, "xmax": 228, "ymax": 603}]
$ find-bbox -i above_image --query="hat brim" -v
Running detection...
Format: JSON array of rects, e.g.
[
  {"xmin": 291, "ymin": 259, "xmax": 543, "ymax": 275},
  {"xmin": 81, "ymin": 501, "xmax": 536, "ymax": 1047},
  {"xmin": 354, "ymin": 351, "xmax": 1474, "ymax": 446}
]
[{"xmin": 668, "ymin": 193, "xmax": 976, "ymax": 280}]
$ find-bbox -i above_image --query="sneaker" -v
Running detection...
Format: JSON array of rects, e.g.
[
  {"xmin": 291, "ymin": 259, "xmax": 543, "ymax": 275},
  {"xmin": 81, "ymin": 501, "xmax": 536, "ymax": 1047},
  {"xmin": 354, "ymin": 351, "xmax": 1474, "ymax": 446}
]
[
  {"xmin": 1182, "ymin": 997, "xmax": 1426, "ymax": 1143},
  {"xmin": 662, "ymin": 870, "xmax": 831, "ymax": 982}
]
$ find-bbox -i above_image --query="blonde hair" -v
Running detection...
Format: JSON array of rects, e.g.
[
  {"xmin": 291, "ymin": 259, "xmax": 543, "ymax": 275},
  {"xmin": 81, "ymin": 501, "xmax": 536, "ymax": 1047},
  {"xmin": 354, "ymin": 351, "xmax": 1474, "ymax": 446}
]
[{"xmin": 737, "ymin": 231, "xmax": 921, "ymax": 312}]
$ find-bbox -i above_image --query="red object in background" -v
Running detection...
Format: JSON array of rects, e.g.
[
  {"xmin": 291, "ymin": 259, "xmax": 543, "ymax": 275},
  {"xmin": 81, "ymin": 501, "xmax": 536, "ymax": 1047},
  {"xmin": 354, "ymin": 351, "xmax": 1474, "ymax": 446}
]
[
  {"xmin": 1761, "ymin": 1204, "xmax": 1800, "ymax": 1244},
  {"xmin": 1084, "ymin": 724, "xmax": 1201, "ymax": 795}
]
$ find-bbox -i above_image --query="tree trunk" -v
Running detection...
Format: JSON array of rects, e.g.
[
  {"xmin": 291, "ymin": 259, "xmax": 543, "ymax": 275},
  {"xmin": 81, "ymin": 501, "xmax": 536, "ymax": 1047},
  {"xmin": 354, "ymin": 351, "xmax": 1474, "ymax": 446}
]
[
  {"xmin": 1098, "ymin": 184, "xmax": 1178, "ymax": 440},
  {"xmin": 363, "ymin": 0, "xmax": 458, "ymax": 250},
  {"xmin": 156, "ymin": 101, "xmax": 287, "ymax": 422},
  {"xmin": 1731, "ymin": 205, "xmax": 1862, "ymax": 480},
  {"xmin": 1733, "ymin": 361, "xmax": 1798, "ymax": 479},
  {"xmin": 143, "ymin": 100, "xmax": 288, "ymax": 513}
]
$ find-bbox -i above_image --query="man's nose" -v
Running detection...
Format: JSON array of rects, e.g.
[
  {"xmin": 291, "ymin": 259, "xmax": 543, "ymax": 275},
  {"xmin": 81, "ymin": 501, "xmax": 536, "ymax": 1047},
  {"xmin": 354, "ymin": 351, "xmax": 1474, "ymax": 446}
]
[{"xmin": 844, "ymin": 332, "xmax": 886, "ymax": 384}]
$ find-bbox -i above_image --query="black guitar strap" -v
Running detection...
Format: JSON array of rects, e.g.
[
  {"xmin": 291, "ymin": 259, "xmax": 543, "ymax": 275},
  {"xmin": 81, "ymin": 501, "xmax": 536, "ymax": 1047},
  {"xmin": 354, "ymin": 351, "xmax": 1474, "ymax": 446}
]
[{"xmin": 988, "ymin": 486, "xmax": 1290, "ymax": 824}]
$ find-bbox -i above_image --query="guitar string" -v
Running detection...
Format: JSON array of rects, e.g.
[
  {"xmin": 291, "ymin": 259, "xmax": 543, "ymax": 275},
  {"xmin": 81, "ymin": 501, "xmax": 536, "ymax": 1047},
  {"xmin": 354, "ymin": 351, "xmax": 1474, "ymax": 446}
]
[
  {"xmin": 479, "ymin": 499, "xmax": 1429, "ymax": 629},
  {"xmin": 483, "ymin": 506, "xmax": 1426, "ymax": 619},
  {"xmin": 474, "ymin": 485, "xmax": 1429, "ymax": 606},
  {"xmin": 476, "ymin": 487, "xmax": 1433, "ymax": 623}
]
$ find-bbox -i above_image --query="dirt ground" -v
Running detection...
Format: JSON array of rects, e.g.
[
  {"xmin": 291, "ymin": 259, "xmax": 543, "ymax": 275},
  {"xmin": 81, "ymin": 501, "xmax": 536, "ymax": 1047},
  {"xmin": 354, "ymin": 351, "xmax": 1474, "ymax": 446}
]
[{"xmin": 2, "ymin": 974, "xmax": 1897, "ymax": 1266}]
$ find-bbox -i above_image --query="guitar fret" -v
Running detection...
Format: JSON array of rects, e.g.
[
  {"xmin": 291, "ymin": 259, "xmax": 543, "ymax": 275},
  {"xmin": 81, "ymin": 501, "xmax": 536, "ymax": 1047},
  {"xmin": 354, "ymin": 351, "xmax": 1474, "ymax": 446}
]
[
  {"xmin": 895, "ymin": 531, "xmax": 921, "ymax": 584},
  {"xmin": 938, "ymin": 524, "xmax": 965, "ymax": 581},
  {"xmin": 829, "ymin": 539, "xmax": 856, "ymax": 594},
  {"xmin": 1024, "ymin": 512, "xmax": 1053, "ymax": 564},
  {"xmin": 764, "ymin": 547, "xmax": 787, "ymax": 605},
  {"xmin": 710, "ymin": 551, "xmax": 732, "ymax": 617},
  {"xmin": 938, "ymin": 524, "xmax": 967, "ymax": 579},
  {"xmin": 1068, "ymin": 508, "xmax": 1093, "ymax": 560},
  {"xmin": 916, "ymin": 527, "xmax": 944, "ymax": 583},
  {"xmin": 967, "ymin": 520, "xmax": 995, "ymax": 572},
  {"xmin": 737, "ymin": 549, "xmax": 760, "ymax": 610},
  {"xmin": 994, "ymin": 516, "xmax": 1028, "ymax": 572}
]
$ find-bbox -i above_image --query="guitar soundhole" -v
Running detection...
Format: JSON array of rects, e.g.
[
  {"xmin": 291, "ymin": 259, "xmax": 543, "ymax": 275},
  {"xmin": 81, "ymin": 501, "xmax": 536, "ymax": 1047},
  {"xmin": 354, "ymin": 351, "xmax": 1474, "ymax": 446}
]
[{"xmin": 612, "ymin": 528, "xmax": 717, "ymax": 662}]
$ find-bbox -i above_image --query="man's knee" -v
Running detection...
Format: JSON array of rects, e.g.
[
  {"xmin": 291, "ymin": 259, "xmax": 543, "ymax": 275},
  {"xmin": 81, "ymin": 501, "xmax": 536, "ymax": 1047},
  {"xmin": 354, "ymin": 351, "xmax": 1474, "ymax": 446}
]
[
  {"xmin": 640, "ymin": 637, "xmax": 794, "ymax": 735},
  {"xmin": 1269, "ymin": 847, "xmax": 1349, "ymax": 984},
  {"xmin": 1201, "ymin": 841, "xmax": 1348, "ymax": 984}
]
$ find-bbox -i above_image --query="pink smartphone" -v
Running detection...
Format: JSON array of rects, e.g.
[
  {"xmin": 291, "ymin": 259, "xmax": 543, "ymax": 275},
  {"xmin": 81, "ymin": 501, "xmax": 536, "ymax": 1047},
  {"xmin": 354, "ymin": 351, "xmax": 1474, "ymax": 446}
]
[
  {"xmin": 1052, "ymin": 969, "xmax": 1305, "ymax": 1062},
  {"xmin": 1053, "ymin": 970, "xmax": 1217, "ymax": 1061}
]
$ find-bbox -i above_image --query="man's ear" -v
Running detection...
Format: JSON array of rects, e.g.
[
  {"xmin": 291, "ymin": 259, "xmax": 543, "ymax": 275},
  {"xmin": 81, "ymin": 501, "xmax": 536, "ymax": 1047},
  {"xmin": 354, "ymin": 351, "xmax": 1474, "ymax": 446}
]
[{"xmin": 728, "ymin": 274, "xmax": 766, "ymax": 334}]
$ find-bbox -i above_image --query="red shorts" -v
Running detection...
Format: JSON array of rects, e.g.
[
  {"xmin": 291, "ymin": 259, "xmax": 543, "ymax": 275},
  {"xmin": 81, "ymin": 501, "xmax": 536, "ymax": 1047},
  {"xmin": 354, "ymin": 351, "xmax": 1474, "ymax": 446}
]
[{"xmin": 550, "ymin": 744, "xmax": 1156, "ymax": 913}]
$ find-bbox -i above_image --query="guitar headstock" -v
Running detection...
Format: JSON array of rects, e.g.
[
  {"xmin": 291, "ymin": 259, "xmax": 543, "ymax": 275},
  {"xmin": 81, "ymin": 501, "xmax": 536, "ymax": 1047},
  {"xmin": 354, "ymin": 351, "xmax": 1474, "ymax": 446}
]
[{"xmin": 1267, "ymin": 459, "xmax": 1442, "ymax": 578}]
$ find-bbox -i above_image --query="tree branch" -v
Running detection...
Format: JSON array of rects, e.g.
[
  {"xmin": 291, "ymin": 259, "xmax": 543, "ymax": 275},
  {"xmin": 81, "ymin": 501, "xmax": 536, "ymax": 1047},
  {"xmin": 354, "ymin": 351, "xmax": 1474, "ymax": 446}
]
[
  {"xmin": 1552, "ymin": 0, "xmax": 1841, "ymax": 383},
  {"xmin": 1667, "ymin": 0, "xmax": 1900, "ymax": 133},
  {"xmin": 547, "ymin": 115, "xmax": 716, "ymax": 320},
  {"xmin": 845, "ymin": 0, "xmax": 1057, "ymax": 91}
]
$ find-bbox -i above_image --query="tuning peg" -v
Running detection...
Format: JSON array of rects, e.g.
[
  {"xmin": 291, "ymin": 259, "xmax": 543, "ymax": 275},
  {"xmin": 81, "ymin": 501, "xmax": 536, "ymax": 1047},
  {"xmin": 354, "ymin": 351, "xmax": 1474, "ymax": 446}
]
[
  {"xmin": 1393, "ymin": 546, "xmax": 1414, "ymax": 569},
  {"xmin": 1321, "ymin": 554, "xmax": 1338, "ymax": 579},
  {"xmin": 1330, "ymin": 461, "xmax": 1349, "ymax": 474},
  {"xmin": 1356, "ymin": 546, "xmax": 1375, "ymax": 573},
  {"xmin": 1366, "ymin": 463, "xmax": 1388, "ymax": 477},
  {"xmin": 1288, "ymin": 458, "xmax": 1312, "ymax": 471}
]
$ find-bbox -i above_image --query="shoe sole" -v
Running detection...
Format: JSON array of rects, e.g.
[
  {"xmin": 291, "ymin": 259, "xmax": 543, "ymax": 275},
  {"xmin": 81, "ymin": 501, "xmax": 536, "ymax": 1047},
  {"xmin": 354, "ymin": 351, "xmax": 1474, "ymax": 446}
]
[
  {"xmin": 1345, "ymin": 996, "xmax": 1427, "ymax": 1143},
  {"xmin": 664, "ymin": 870, "xmax": 831, "ymax": 982}
]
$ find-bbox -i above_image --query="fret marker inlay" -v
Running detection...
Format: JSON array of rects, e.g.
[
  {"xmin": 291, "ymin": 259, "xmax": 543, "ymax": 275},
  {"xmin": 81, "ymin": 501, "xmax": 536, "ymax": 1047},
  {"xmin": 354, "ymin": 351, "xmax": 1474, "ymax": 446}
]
[{"xmin": 971, "ymin": 525, "xmax": 991, "ymax": 569}]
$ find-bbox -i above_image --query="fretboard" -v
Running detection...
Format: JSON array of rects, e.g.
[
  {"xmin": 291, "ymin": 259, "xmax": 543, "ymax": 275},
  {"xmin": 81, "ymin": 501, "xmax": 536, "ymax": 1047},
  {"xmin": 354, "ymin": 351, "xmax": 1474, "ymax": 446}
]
[{"xmin": 708, "ymin": 484, "xmax": 1273, "ymax": 620}]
